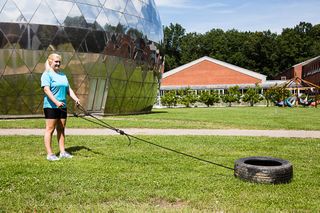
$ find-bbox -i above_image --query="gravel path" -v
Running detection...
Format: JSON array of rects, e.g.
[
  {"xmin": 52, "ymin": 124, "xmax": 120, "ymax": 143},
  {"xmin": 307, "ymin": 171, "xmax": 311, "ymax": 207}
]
[{"xmin": 1, "ymin": 128, "xmax": 320, "ymax": 138}]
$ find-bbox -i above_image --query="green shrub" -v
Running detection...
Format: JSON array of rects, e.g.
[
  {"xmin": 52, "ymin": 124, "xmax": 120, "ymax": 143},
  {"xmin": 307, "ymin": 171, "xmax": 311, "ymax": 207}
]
[
  {"xmin": 198, "ymin": 91, "xmax": 220, "ymax": 107},
  {"xmin": 160, "ymin": 90, "xmax": 178, "ymax": 107},
  {"xmin": 242, "ymin": 85, "xmax": 264, "ymax": 106},
  {"xmin": 221, "ymin": 86, "xmax": 241, "ymax": 107}
]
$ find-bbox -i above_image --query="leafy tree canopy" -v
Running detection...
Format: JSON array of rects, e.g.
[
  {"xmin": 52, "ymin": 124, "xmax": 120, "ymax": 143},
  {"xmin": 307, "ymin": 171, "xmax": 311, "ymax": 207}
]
[{"xmin": 161, "ymin": 22, "xmax": 320, "ymax": 79}]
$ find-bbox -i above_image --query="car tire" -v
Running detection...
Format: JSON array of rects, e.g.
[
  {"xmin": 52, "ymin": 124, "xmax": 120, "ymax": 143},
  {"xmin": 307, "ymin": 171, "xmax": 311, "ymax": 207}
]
[{"xmin": 234, "ymin": 156, "xmax": 293, "ymax": 184}]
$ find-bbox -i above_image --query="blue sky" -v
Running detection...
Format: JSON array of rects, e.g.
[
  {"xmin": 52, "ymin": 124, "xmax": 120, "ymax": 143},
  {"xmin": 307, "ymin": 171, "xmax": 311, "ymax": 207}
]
[{"xmin": 154, "ymin": 0, "xmax": 320, "ymax": 34}]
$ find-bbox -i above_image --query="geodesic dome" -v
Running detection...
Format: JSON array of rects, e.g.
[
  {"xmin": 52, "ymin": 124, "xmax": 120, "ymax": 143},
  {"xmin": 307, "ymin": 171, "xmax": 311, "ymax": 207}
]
[{"xmin": 0, "ymin": 0, "xmax": 163, "ymax": 116}]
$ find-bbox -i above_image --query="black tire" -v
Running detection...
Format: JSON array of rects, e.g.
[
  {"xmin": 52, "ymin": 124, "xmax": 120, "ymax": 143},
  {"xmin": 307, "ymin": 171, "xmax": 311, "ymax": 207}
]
[{"xmin": 234, "ymin": 156, "xmax": 293, "ymax": 184}]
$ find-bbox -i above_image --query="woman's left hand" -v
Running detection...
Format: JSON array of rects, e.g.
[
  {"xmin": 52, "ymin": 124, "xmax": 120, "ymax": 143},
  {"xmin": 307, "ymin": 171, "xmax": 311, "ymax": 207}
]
[{"xmin": 75, "ymin": 99, "xmax": 81, "ymax": 106}]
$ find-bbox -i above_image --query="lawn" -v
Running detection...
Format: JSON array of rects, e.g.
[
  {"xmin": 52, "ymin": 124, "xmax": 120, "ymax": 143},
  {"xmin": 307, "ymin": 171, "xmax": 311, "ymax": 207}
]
[
  {"xmin": 1, "ymin": 107, "xmax": 320, "ymax": 130},
  {"xmin": 1, "ymin": 135, "xmax": 320, "ymax": 212}
]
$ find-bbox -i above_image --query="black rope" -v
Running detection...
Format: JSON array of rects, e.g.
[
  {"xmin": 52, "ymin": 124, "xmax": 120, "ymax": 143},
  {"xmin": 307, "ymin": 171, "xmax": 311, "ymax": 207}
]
[{"xmin": 64, "ymin": 105, "xmax": 234, "ymax": 171}]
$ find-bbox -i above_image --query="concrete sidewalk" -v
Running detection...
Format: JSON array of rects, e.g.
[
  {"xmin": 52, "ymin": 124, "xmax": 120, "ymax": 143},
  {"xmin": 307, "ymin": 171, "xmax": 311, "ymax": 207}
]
[{"xmin": 1, "ymin": 128, "xmax": 320, "ymax": 138}]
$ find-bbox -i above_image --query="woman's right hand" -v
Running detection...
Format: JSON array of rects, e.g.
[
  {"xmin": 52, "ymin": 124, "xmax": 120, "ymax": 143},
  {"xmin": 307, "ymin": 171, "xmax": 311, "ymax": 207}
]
[{"xmin": 55, "ymin": 101, "xmax": 65, "ymax": 108}]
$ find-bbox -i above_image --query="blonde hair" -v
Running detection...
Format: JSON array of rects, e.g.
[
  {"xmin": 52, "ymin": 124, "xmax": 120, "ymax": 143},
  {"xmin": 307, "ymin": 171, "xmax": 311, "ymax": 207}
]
[{"xmin": 45, "ymin": 53, "xmax": 62, "ymax": 70}]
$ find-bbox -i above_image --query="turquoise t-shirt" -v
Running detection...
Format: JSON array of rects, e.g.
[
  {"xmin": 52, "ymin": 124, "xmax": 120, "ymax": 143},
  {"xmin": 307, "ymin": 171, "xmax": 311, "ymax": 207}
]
[{"xmin": 41, "ymin": 70, "xmax": 69, "ymax": 109}]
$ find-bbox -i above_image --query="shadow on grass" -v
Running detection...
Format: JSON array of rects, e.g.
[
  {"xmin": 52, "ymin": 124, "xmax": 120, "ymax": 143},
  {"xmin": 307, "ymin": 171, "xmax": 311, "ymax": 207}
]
[
  {"xmin": 66, "ymin": 146, "xmax": 105, "ymax": 156},
  {"xmin": 116, "ymin": 110, "xmax": 169, "ymax": 117}
]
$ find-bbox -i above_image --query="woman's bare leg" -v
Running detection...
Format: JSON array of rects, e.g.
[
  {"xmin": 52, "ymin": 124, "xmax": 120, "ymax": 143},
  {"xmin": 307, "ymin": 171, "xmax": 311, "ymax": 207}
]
[
  {"xmin": 56, "ymin": 118, "xmax": 67, "ymax": 153},
  {"xmin": 45, "ymin": 119, "xmax": 57, "ymax": 155}
]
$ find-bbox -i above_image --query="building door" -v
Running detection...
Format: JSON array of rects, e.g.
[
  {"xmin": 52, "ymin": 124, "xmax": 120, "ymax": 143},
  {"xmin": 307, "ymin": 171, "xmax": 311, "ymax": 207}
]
[{"xmin": 87, "ymin": 78, "xmax": 109, "ymax": 112}]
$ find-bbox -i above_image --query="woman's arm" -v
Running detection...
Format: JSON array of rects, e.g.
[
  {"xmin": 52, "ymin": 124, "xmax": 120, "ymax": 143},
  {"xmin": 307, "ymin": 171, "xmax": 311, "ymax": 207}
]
[
  {"xmin": 68, "ymin": 87, "xmax": 80, "ymax": 105},
  {"xmin": 43, "ymin": 86, "xmax": 65, "ymax": 107}
]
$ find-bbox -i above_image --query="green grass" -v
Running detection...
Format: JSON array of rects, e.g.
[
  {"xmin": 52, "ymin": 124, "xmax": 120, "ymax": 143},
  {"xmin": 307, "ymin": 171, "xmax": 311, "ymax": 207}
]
[
  {"xmin": 1, "ymin": 107, "xmax": 320, "ymax": 130},
  {"xmin": 1, "ymin": 135, "xmax": 320, "ymax": 212}
]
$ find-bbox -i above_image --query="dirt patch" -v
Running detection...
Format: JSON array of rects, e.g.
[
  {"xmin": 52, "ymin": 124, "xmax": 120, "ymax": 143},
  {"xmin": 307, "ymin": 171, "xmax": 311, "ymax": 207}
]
[{"xmin": 150, "ymin": 197, "xmax": 189, "ymax": 209}]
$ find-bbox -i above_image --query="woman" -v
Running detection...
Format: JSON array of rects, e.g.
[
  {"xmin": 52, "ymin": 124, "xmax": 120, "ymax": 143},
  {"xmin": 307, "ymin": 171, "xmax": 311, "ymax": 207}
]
[{"xmin": 41, "ymin": 53, "xmax": 80, "ymax": 161}]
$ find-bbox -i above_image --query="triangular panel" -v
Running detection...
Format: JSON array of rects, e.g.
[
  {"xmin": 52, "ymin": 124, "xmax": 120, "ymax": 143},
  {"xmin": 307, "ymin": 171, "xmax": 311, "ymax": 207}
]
[
  {"xmin": 64, "ymin": 27, "xmax": 89, "ymax": 52},
  {"xmin": 16, "ymin": 49, "xmax": 45, "ymax": 73},
  {"xmin": 131, "ymin": 0, "xmax": 144, "ymax": 17},
  {"xmin": 4, "ymin": 50, "xmax": 30, "ymax": 75},
  {"xmin": 0, "ymin": 49, "xmax": 14, "ymax": 76},
  {"xmin": 0, "ymin": 23, "xmax": 27, "ymax": 48},
  {"xmin": 45, "ymin": 0, "xmax": 74, "ymax": 25},
  {"xmin": 104, "ymin": 0, "xmax": 126, "ymax": 12},
  {"xmin": 33, "ymin": 51, "xmax": 50, "ymax": 73},
  {"xmin": 95, "ymin": 9, "xmax": 110, "ymax": 30},
  {"xmin": 0, "ymin": 75, "xmax": 16, "ymax": 97},
  {"xmin": 124, "ymin": 14, "xmax": 139, "ymax": 34},
  {"xmin": 64, "ymin": 3, "xmax": 87, "ymax": 28},
  {"xmin": 50, "ymin": 27, "xmax": 75, "ymax": 52},
  {"xmin": 105, "ymin": 9, "xmax": 122, "ymax": 27},
  {"xmin": 12, "ymin": 0, "xmax": 42, "ymax": 23},
  {"xmin": 105, "ymin": 55, "xmax": 119, "ymax": 78},
  {"xmin": 77, "ymin": 3, "xmax": 101, "ymax": 24},
  {"xmin": 64, "ymin": 52, "xmax": 87, "ymax": 75},
  {"xmin": 125, "ymin": 0, "xmax": 140, "ymax": 17},
  {"xmin": 73, "ymin": 74, "xmax": 89, "ymax": 95},
  {"xmin": 0, "ymin": 1, "xmax": 6, "ymax": 11},
  {"xmin": 123, "ymin": 59, "xmax": 136, "ymax": 80},
  {"xmin": 0, "ymin": 0, "xmax": 27, "ymax": 23},
  {"xmin": 0, "ymin": 27, "xmax": 12, "ymax": 49},
  {"xmin": 79, "ymin": 30, "xmax": 101, "ymax": 53},
  {"xmin": 30, "ymin": 1, "xmax": 59, "ymax": 26},
  {"xmin": 75, "ymin": 0, "xmax": 101, "ymax": 6},
  {"xmin": 31, "ymin": 24, "xmax": 59, "ymax": 50}
]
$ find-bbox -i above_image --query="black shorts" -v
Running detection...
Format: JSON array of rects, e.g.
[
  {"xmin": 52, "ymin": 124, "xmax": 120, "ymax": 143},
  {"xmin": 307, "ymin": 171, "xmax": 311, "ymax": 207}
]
[{"xmin": 44, "ymin": 108, "xmax": 67, "ymax": 119}]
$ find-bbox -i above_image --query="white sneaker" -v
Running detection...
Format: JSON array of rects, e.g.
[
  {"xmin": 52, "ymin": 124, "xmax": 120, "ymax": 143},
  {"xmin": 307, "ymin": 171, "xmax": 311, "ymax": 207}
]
[
  {"xmin": 59, "ymin": 151, "xmax": 73, "ymax": 159},
  {"xmin": 47, "ymin": 154, "xmax": 60, "ymax": 161}
]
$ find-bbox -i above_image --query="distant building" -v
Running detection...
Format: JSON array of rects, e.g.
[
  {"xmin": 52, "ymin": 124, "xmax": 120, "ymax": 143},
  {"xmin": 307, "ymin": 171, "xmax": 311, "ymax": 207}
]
[
  {"xmin": 302, "ymin": 56, "xmax": 320, "ymax": 86},
  {"xmin": 274, "ymin": 56, "xmax": 320, "ymax": 83},
  {"xmin": 160, "ymin": 56, "xmax": 282, "ymax": 95}
]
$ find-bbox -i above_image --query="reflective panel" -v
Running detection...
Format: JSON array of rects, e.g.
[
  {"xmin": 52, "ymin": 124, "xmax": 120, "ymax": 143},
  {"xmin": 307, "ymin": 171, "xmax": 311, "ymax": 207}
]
[
  {"xmin": 0, "ymin": 0, "xmax": 163, "ymax": 117},
  {"xmin": 75, "ymin": 0, "xmax": 101, "ymax": 7},
  {"xmin": 64, "ymin": 3, "xmax": 87, "ymax": 28},
  {"xmin": 30, "ymin": 1, "xmax": 60, "ymax": 26},
  {"xmin": 77, "ymin": 3, "xmax": 101, "ymax": 24},
  {"xmin": 125, "ymin": 0, "xmax": 140, "ymax": 17},
  {"xmin": 124, "ymin": 14, "xmax": 139, "ymax": 31},
  {"xmin": 0, "ymin": 0, "xmax": 27, "ymax": 23},
  {"xmin": 0, "ymin": 1, "xmax": 6, "ymax": 11},
  {"xmin": 12, "ymin": 0, "xmax": 42, "ymax": 22},
  {"xmin": 131, "ymin": 0, "xmax": 144, "ymax": 17},
  {"xmin": 104, "ymin": 0, "xmax": 126, "ymax": 13},
  {"xmin": 95, "ymin": 9, "xmax": 110, "ymax": 30},
  {"xmin": 45, "ymin": 0, "xmax": 74, "ymax": 25},
  {"xmin": 106, "ymin": 9, "xmax": 127, "ymax": 29},
  {"xmin": 31, "ymin": 24, "xmax": 59, "ymax": 50}
]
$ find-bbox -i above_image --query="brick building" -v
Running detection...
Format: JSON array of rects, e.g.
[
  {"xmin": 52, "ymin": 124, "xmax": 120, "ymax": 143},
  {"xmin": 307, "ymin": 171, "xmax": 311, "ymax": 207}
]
[
  {"xmin": 302, "ymin": 56, "xmax": 320, "ymax": 86},
  {"xmin": 274, "ymin": 56, "xmax": 320, "ymax": 83},
  {"xmin": 159, "ymin": 56, "xmax": 283, "ymax": 95}
]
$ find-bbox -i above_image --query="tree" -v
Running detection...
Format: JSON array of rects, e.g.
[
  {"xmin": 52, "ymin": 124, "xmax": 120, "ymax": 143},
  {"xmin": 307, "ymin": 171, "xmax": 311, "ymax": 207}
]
[
  {"xmin": 309, "ymin": 24, "xmax": 320, "ymax": 56},
  {"xmin": 161, "ymin": 21, "xmax": 320, "ymax": 78},
  {"xmin": 198, "ymin": 91, "xmax": 220, "ymax": 107},
  {"xmin": 242, "ymin": 85, "xmax": 264, "ymax": 106},
  {"xmin": 162, "ymin": 23, "xmax": 186, "ymax": 71},
  {"xmin": 221, "ymin": 86, "xmax": 241, "ymax": 107},
  {"xmin": 264, "ymin": 86, "xmax": 291, "ymax": 106},
  {"xmin": 180, "ymin": 32, "xmax": 204, "ymax": 65}
]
